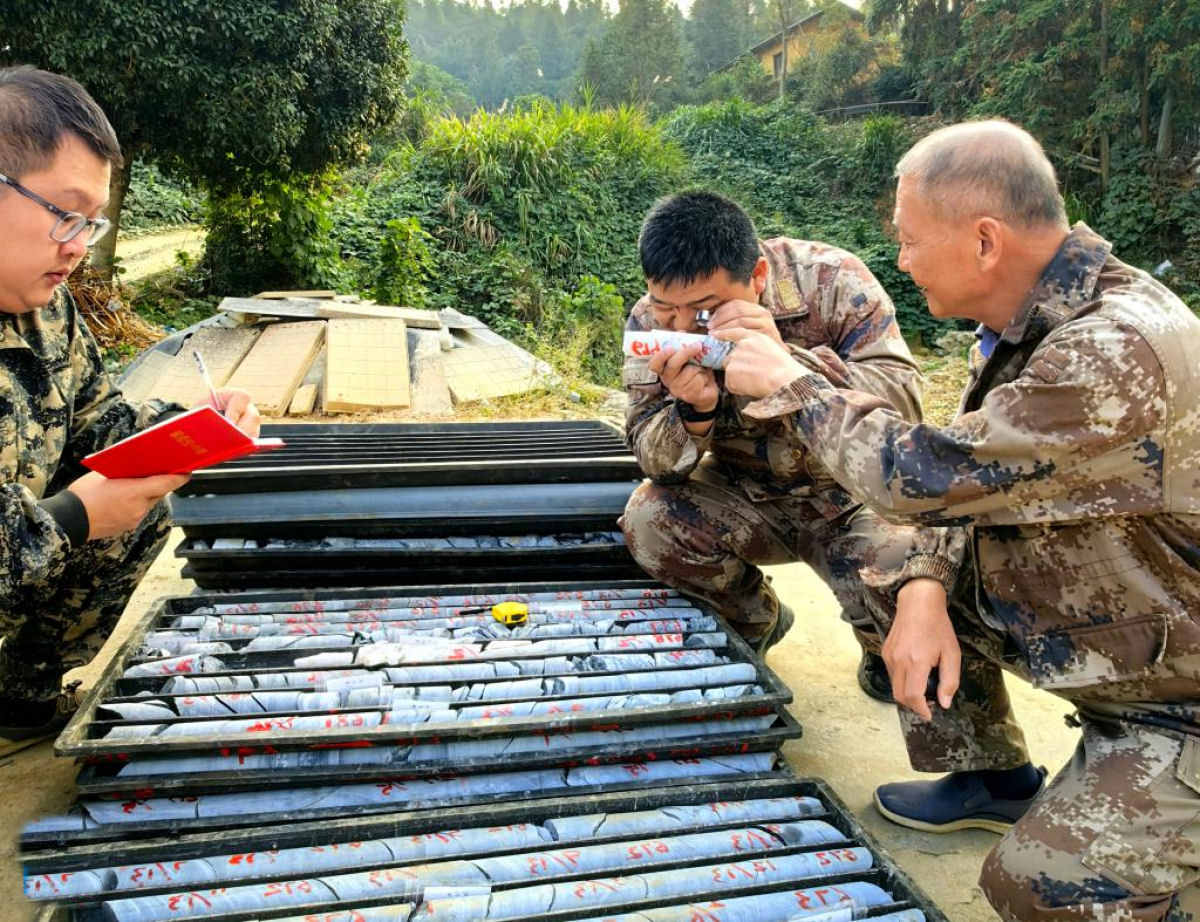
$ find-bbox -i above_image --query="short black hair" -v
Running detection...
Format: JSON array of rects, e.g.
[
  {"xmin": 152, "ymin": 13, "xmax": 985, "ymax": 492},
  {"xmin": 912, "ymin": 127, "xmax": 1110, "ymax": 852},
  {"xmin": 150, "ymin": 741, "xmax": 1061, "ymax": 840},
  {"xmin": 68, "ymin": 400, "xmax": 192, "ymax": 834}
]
[
  {"xmin": 638, "ymin": 191, "xmax": 760, "ymax": 287},
  {"xmin": 0, "ymin": 66, "xmax": 123, "ymax": 178}
]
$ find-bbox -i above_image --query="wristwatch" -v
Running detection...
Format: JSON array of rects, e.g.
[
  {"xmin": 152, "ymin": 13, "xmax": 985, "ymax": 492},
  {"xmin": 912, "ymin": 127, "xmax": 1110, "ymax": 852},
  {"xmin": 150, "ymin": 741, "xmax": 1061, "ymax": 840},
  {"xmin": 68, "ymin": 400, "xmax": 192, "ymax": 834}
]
[{"xmin": 675, "ymin": 400, "xmax": 719, "ymax": 423}]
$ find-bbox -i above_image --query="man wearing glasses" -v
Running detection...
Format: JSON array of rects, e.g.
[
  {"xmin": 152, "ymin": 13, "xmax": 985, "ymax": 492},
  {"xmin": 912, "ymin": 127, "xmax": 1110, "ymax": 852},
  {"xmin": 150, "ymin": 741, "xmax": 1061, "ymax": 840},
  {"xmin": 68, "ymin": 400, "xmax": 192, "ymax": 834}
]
[
  {"xmin": 620, "ymin": 191, "xmax": 925, "ymax": 688},
  {"xmin": 0, "ymin": 66, "xmax": 258, "ymax": 755}
]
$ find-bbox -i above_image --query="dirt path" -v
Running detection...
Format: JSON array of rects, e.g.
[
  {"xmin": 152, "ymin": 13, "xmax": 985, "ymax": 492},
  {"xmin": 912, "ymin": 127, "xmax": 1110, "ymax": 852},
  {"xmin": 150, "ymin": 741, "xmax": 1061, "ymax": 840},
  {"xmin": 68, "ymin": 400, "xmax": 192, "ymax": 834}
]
[{"xmin": 114, "ymin": 226, "xmax": 206, "ymax": 283}]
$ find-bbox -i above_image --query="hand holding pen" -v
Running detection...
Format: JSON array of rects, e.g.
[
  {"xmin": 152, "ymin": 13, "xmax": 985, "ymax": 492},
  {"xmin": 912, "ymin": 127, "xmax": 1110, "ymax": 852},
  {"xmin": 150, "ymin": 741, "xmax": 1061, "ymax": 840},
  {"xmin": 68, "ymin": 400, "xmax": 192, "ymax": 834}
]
[{"xmin": 189, "ymin": 347, "xmax": 263, "ymax": 437}]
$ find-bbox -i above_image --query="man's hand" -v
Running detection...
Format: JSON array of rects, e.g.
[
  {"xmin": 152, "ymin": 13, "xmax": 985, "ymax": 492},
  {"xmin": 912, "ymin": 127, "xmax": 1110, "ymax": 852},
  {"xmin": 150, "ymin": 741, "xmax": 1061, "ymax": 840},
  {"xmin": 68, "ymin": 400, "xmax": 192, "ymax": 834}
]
[
  {"xmin": 706, "ymin": 299, "xmax": 785, "ymax": 346},
  {"xmin": 67, "ymin": 471, "xmax": 190, "ymax": 540},
  {"xmin": 647, "ymin": 343, "xmax": 720, "ymax": 411},
  {"xmin": 194, "ymin": 388, "xmax": 261, "ymax": 437},
  {"xmin": 882, "ymin": 577, "xmax": 961, "ymax": 721},
  {"xmin": 710, "ymin": 328, "xmax": 803, "ymax": 398}
]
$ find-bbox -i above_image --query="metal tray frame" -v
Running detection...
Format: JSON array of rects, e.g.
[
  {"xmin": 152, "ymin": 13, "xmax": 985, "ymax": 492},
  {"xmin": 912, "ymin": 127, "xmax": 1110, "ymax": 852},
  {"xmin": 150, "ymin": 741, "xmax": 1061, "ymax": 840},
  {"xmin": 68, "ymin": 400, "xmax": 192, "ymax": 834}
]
[
  {"xmin": 56, "ymin": 580, "xmax": 793, "ymax": 759},
  {"xmin": 73, "ymin": 709, "xmax": 799, "ymax": 796},
  {"xmin": 174, "ymin": 535, "xmax": 645, "ymax": 589},
  {"xmin": 176, "ymin": 419, "xmax": 642, "ymax": 495},
  {"xmin": 169, "ymin": 480, "xmax": 638, "ymax": 539},
  {"xmin": 27, "ymin": 775, "xmax": 949, "ymax": 922}
]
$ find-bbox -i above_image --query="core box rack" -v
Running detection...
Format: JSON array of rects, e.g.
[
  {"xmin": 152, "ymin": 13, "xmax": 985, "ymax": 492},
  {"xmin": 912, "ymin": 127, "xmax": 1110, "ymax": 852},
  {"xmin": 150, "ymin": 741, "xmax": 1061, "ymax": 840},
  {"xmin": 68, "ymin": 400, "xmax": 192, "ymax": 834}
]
[
  {"xmin": 27, "ymin": 776, "xmax": 948, "ymax": 922},
  {"xmin": 170, "ymin": 420, "xmax": 646, "ymax": 590},
  {"xmin": 52, "ymin": 581, "xmax": 799, "ymax": 803}
]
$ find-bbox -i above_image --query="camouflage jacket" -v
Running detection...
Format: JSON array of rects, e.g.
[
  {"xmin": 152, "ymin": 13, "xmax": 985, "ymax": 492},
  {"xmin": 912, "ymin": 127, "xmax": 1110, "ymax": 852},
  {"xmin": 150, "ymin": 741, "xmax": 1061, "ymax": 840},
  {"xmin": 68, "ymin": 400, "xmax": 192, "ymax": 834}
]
[
  {"xmin": 0, "ymin": 287, "xmax": 179, "ymax": 600},
  {"xmin": 623, "ymin": 238, "xmax": 923, "ymax": 517},
  {"xmin": 745, "ymin": 224, "xmax": 1200, "ymax": 723}
]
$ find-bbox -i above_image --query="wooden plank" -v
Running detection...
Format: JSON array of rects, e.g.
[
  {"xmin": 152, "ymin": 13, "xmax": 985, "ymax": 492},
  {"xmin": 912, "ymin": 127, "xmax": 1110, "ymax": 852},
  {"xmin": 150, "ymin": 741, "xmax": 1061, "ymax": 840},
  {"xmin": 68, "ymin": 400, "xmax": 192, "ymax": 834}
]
[
  {"xmin": 252, "ymin": 290, "xmax": 337, "ymax": 300},
  {"xmin": 407, "ymin": 329, "xmax": 453, "ymax": 415},
  {"xmin": 287, "ymin": 384, "xmax": 319, "ymax": 416},
  {"xmin": 219, "ymin": 297, "xmax": 329, "ymax": 320},
  {"xmin": 323, "ymin": 318, "xmax": 410, "ymax": 413},
  {"xmin": 138, "ymin": 326, "xmax": 260, "ymax": 408},
  {"xmin": 442, "ymin": 344, "xmax": 552, "ymax": 403},
  {"xmin": 225, "ymin": 321, "xmax": 326, "ymax": 416},
  {"xmin": 315, "ymin": 302, "xmax": 442, "ymax": 329},
  {"xmin": 116, "ymin": 351, "xmax": 175, "ymax": 403}
]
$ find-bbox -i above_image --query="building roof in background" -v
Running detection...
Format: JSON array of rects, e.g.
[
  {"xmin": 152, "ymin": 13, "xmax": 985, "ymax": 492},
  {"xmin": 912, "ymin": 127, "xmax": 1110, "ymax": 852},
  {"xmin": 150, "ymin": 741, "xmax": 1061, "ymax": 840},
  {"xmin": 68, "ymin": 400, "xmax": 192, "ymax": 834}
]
[{"xmin": 743, "ymin": 1, "xmax": 863, "ymax": 58}]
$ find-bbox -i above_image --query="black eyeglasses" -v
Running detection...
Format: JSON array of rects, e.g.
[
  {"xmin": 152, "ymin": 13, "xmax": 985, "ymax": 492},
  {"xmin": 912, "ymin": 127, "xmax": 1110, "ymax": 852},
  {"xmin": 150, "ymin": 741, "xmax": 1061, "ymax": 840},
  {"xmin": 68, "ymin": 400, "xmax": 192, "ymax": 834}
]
[{"xmin": 0, "ymin": 172, "xmax": 112, "ymax": 247}]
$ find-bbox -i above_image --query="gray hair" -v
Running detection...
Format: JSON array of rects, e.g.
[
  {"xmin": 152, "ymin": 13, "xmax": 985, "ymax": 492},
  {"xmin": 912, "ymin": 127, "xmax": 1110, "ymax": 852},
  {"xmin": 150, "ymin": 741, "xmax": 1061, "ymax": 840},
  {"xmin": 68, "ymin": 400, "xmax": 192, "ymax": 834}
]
[
  {"xmin": 0, "ymin": 66, "xmax": 123, "ymax": 178},
  {"xmin": 895, "ymin": 120, "xmax": 1067, "ymax": 229}
]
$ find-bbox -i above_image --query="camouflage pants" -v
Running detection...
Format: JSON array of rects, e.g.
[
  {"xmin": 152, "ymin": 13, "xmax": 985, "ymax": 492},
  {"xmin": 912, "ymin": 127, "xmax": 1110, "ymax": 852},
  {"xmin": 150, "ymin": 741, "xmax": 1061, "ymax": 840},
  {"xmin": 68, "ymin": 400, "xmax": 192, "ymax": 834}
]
[
  {"xmin": 869, "ymin": 549, "xmax": 1200, "ymax": 920},
  {"xmin": 980, "ymin": 721, "xmax": 1200, "ymax": 921},
  {"xmin": 618, "ymin": 462, "xmax": 917, "ymax": 645},
  {"xmin": 0, "ymin": 500, "xmax": 172, "ymax": 702}
]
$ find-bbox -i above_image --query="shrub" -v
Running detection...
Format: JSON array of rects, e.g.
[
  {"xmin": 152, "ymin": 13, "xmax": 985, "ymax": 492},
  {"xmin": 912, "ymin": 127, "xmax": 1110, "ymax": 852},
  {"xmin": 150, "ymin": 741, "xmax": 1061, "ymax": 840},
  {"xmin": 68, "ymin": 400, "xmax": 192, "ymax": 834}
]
[
  {"xmin": 203, "ymin": 174, "xmax": 344, "ymax": 296},
  {"xmin": 121, "ymin": 160, "xmax": 205, "ymax": 231}
]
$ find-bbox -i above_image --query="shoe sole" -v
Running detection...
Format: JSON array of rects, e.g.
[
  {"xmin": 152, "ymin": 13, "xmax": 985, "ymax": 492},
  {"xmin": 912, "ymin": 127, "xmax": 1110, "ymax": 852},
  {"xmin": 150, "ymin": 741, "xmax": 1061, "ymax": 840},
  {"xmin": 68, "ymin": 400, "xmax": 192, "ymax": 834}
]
[{"xmin": 872, "ymin": 790, "xmax": 1013, "ymax": 834}]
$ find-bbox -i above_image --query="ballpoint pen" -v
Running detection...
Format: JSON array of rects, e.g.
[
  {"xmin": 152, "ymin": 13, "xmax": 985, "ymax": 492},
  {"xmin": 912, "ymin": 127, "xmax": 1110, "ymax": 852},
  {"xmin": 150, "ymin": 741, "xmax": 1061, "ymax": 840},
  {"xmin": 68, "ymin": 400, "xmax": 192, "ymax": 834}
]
[{"xmin": 192, "ymin": 349, "xmax": 222, "ymax": 411}]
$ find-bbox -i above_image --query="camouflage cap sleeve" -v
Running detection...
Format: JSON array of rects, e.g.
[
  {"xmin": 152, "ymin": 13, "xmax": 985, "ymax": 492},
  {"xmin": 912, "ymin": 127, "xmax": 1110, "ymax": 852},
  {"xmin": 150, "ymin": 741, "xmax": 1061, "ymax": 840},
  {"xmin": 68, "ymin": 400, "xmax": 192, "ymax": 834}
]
[{"xmin": 745, "ymin": 314, "xmax": 1166, "ymax": 527}]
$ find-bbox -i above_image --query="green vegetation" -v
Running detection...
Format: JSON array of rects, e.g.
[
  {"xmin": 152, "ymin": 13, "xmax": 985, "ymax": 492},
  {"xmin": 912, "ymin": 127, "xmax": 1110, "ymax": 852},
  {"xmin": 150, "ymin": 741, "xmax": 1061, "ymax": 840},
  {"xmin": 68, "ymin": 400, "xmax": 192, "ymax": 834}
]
[
  {"xmin": 332, "ymin": 102, "xmax": 685, "ymax": 384},
  {"xmin": 27, "ymin": 0, "xmax": 1191, "ymax": 388},
  {"xmin": 120, "ymin": 162, "xmax": 205, "ymax": 233}
]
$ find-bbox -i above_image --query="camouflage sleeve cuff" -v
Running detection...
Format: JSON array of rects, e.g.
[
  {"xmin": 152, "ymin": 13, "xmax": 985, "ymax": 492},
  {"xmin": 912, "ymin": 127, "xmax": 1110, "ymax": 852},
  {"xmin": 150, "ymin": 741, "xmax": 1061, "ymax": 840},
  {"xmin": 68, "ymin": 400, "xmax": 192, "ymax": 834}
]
[
  {"xmin": 899, "ymin": 554, "xmax": 958, "ymax": 592},
  {"xmin": 743, "ymin": 369, "xmax": 833, "ymax": 420},
  {"xmin": 38, "ymin": 491, "xmax": 89, "ymax": 547},
  {"xmin": 667, "ymin": 403, "xmax": 712, "ymax": 450}
]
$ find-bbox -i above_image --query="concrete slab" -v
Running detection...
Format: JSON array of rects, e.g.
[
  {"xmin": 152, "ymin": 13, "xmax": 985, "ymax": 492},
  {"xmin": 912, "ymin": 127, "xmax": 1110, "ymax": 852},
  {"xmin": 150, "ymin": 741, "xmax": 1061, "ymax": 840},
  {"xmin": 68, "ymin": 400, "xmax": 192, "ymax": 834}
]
[
  {"xmin": 225, "ymin": 320, "xmax": 325, "ymax": 416},
  {"xmin": 407, "ymin": 329, "xmax": 454, "ymax": 415},
  {"xmin": 323, "ymin": 318, "xmax": 410, "ymax": 413},
  {"xmin": 115, "ymin": 350, "xmax": 175, "ymax": 403},
  {"xmin": 252, "ymin": 290, "xmax": 337, "ymax": 300},
  {"xmin": 443, "ymin": 345, "xmax": 552, "ymax": 403},
  {"xmin": 139, "ymin": 326, "xmax": 260, "ymax": 408},
  {"xmin": 219, "ymin": 297, "xmax": 330, "ymax": 321},
  {"xmin": 288, "ymin": 383, "xmax": 319, "ymax": 416}
]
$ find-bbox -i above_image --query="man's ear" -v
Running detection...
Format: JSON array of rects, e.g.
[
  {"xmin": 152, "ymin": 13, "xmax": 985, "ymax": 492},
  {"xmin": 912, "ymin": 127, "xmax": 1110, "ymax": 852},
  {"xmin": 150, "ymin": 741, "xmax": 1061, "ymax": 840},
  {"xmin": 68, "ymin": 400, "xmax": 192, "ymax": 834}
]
[
  {"xmin": 751, "ymin": 256, "xmax": 770, "ymax": 296},
  {"xmin": 977, "ymin": 217, "xmax": 1004, "ymax": 271}
]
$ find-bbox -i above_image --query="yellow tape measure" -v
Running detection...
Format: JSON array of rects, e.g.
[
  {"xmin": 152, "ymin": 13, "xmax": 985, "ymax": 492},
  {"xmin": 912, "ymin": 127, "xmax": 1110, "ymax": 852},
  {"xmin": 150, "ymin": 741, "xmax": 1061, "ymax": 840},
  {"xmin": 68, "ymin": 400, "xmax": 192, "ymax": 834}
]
[{"xmin": 491, "ymin": 601, "xmax": 529, "ymax": 626}]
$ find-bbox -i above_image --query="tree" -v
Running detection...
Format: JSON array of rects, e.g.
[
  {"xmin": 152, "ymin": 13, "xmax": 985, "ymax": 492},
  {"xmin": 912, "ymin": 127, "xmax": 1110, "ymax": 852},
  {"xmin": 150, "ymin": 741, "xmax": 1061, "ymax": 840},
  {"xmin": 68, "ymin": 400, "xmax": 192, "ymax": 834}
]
[
  {"xmin": 687, "ymin": 0, "xmax": 754, "ymax": 82},
  {"xmin": 2, "ymin": 0, "xmax": 408, "ymax": 277},
  {"xmin": 868, "ymin": 0, "xmax": 963, "ymax": 111},
  {"xmin": 576, "ymin": 0, "xmax": 687, "ymax": 110}
]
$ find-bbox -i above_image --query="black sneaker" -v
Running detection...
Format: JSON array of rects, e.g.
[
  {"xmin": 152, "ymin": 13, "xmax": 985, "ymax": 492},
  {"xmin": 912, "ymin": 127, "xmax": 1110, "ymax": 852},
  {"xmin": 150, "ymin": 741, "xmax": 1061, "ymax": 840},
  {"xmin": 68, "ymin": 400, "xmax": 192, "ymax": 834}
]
[
  {"xmin": 0, "ymin": 681, "xmax": 82, "ymax": 758},
  {"xmin": 756, "ymin": 603, "xmax": 795, "ymax": 655},
  {"xmin": 857, "ymin": 652, "xmax": 894, "ymax": 703},
  {"xmin": 873, "ymin": 766, "xmax": 1048, "ymax": 834}
]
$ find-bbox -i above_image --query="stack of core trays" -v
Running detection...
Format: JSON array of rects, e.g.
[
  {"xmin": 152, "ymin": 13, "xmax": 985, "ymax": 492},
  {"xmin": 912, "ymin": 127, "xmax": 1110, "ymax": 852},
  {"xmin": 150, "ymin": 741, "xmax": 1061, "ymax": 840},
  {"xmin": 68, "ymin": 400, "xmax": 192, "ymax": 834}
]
[
  {"xmin": 25, "ymin": 776, "xmax": 947, "ymax": 922},
  {"xmin": 38, "ymin": 581, "xmax": 792, "ymax": 817},
  {"xmin": 171, "ymin": 420, "xmax": 646, "ymax": 590},
  {"xmin": 23, "ymin": 582, "xmax": 949, "ymax": 920}
]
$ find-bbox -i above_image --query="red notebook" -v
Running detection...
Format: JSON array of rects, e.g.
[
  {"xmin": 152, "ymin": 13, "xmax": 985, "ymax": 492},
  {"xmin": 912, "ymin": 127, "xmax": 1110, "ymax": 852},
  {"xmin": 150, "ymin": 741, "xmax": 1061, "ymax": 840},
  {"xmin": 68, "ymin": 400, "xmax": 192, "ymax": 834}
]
[{"xmin": 82, "ymin": 406, "xmax": 285, "ymax": 479}]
